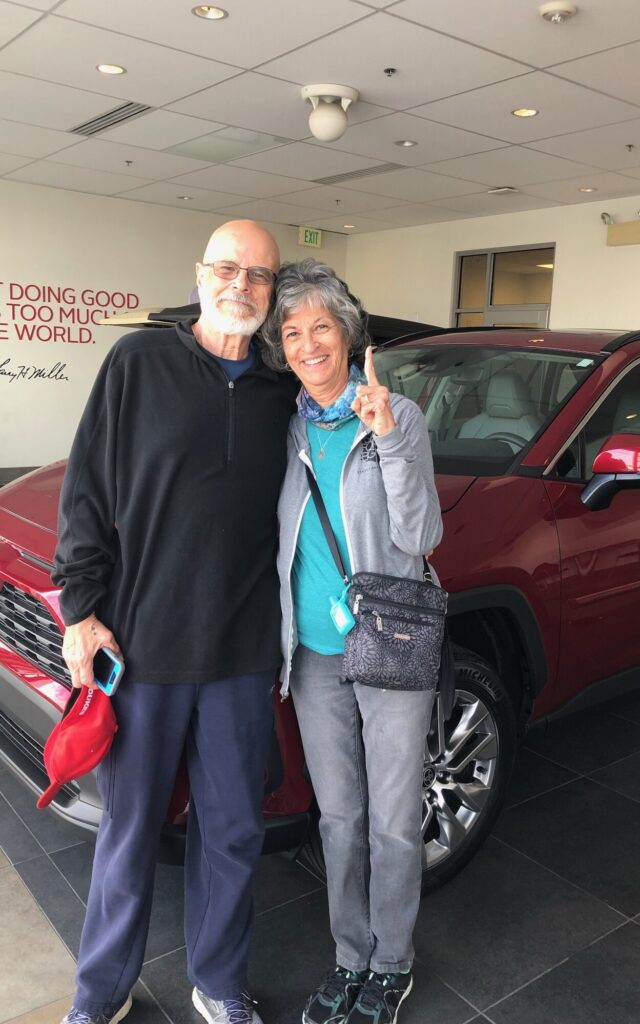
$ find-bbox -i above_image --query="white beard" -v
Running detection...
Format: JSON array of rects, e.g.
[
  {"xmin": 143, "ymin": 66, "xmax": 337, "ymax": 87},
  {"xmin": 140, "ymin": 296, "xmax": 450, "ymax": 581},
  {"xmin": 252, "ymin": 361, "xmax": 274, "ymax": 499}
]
[{"xmin": 201, "ymin": 293, "xmax": 264, "ymax": 336}]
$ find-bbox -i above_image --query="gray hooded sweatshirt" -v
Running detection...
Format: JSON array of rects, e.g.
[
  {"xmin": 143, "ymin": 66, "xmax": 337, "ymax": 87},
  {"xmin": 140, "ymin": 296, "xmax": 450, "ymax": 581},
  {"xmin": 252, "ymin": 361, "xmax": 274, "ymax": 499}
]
[{"xmin": 277, "ymin": 392, "xmax": 443, "ymax": 695}]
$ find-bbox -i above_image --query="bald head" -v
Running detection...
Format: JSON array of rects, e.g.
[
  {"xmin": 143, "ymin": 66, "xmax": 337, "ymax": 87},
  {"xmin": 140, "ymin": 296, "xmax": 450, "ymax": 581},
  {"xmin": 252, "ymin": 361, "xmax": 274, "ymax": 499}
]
[
  {"xmin": 202, "ymin": 219, "xmax": 280, "ymax": 271},
  {"xmin": 195, "ymin": 220, "xmax": 280, "ymax": 348}
]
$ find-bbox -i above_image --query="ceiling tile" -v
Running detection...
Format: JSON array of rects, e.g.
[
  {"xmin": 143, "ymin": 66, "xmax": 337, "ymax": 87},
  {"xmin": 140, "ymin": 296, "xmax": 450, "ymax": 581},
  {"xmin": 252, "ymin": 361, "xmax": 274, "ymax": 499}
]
[
  {"xmin": 0, "ymin": 70, "xmax": 120, "ymax": 131},
  {"xmin": 435, "ymin": 191, "xmax": 564, "ymax": 216},
  {"xmin": 351, "ymin": 0, "xmax": 399, "ymax": 8},
  {"xmin": 425, "ymin": 146, "xmax": 599, "ymax": 187},
  {"xmin": 305, "ymin": 214, "xmax": 413, "ymax": 233},
  {"xmin": 391, "ymin": 0, "xmax": 640, "ymax": 68},
  {"xmin": 46, "ymin": 139, "xmax": 214, "ymax": 180},
  {"xmin": 524, "ymin": 119, "xmax": 640, "ymax": 171},
  {"xmin": 0, "ymin": 119, "xmax": 80, "ymax": 157},
  {"xmin": 260, "ymin": 12, "xmax": 528, "ymax": 109},
  {"xmin": 340, "ymin": 167, "xmax": 482, "ymax": 201},
  {"xmin": 413, "ymin": 72, "xmax": 640, "ymax": 144},
  {"xmin": 232, "ymin": 143, "xmax": 384, "ymax": 180},
  {"xmin": 551, "ymin": 42, "xmax": 640, "ymax": 106},
  {"xmin": 168, "ymin": 165, "xmax": 312, "ymax": 198},
  {"xmin": 168, "ymin": 127, "xmax": 293, "ymax": 163},
  {"xmin": 0, "ymin": 1, "xmax": 42, "ymax": 47},
  {"xmin": 372, "ymin": 203, "xmax": 466, "ymax": 225},
  {"xmin": 55, "ymin": 0, "xmax": 368, "ymax": 70},
  {"xmin": 309, "ymin": 112, "xmax": 504, "ymax": 167},
  {"xmin": 6, "ymin": 160, "xmax": 155, "ymax": 194},
  {"xmin": 169, "ymin": 73, "xmax": 312, "ymax": 140},
  {"xmin": 116, "ymin": 181, "xmax": 247, "ymax": 212},
  {"xmin": 0, "ymin": 17, "xmax": 241, "ymax": 106},
  {"xmin": 100, "ymin": 110, "xmax": 223, "ymax": 149},
  {"xmin": 270, "ymin": 185, "xmax": 409, "ymax": 213},
  {"xmin": 612, "ymin": 165, "xmax": 640, "ymax": 185},
  {"xmin": 206, "ymin": 197, "xmax": 328, "ymax": 225},
  {"xmin": 522, "ymin": 172, "xmax": 640, "ymax": 204},
  {"xmin": 0, "ymin": 152, "xmax": 33, "ymax": 174},
  {"xmin": 4, "ymin": 0, "xmax": 58, "ymax": 8},
  {"xmin": 299, "ymin": 214, "xmax": 403, "ymax": 234}
]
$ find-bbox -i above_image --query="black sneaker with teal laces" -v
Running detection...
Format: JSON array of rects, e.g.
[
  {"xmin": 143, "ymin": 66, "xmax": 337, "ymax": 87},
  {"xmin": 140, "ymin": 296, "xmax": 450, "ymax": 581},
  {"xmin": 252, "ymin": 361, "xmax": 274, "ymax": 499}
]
[
  {"xmin": 302, "ymin": 965, "xmax": 368, "ymax": 1024},
  {"xmin": 345, "ymin": 971, "xmax": 413, "ymax": 1024}
]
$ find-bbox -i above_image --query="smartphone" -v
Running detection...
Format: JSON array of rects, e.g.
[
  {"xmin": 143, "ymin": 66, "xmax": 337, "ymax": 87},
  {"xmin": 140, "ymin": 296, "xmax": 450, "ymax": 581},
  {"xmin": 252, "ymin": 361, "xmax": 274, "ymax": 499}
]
[{"xmin": 93, "ymin": 647, "xmax": 125, "ymax": 696}]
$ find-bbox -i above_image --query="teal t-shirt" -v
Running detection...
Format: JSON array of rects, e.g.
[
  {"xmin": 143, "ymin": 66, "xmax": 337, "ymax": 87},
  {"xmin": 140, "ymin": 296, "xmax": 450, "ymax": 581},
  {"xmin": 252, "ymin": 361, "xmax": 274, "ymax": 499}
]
[{"xmin": 292, "ymin": 417, "xmax": 360, "ymax": 655}]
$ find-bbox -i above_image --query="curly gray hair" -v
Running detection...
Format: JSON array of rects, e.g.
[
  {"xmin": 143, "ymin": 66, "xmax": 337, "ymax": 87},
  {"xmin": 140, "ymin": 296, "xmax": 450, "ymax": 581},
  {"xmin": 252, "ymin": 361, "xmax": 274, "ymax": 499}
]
[{"xmin": 260, "ymin": 258, "xmax": 370, "ymax": 372}]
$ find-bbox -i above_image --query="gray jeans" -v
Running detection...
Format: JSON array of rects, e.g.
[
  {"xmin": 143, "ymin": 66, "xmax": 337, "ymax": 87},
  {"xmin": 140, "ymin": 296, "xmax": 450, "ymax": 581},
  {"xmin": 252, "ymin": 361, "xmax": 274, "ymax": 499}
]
[{"xmin": 290, "ymin": 644, "xmax": 435, "ymax": 974}]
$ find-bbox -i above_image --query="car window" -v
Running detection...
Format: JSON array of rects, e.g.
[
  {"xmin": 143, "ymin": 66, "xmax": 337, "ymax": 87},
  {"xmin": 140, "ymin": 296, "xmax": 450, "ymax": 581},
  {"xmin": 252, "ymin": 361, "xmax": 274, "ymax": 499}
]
[
  {"xmin": 554, "ymin": 361, "xmax": 640, "ymax": 482},
  {"xmin": 374, "ymin": 344, "xmax": 597, "ymax": 477}
]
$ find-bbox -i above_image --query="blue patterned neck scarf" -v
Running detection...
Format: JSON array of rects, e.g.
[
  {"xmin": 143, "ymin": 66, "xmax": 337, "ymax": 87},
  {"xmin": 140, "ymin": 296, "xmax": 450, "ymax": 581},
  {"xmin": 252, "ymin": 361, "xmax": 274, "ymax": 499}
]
[{"xmin": 297, "ymin": 363, "xmax": 367, "ymax": 429}]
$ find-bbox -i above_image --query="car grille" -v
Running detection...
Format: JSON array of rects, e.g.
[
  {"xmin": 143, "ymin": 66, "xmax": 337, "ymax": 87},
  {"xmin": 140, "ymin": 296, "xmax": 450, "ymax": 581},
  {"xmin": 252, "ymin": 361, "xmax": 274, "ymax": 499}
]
[
  {"xmin": 0, "ymin": 582, "xmax": 72, "ymax": 689},
  {"xmin": 0, "ymin": 710, "xmax": 76, "ymax": 800}
]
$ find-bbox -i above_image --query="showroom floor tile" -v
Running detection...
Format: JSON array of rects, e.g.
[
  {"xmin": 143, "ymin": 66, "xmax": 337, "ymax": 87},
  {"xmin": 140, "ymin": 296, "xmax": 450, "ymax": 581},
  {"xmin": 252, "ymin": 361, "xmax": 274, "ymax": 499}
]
[{"xmin": 2, "ymin": 693, "xmax": 640, "ymax": 1024}]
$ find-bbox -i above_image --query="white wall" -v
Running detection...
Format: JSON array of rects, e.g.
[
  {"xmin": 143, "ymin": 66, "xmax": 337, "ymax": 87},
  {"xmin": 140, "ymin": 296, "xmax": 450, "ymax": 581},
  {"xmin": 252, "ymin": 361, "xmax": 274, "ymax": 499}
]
[
  {"xmin": 0, "ymin": 179, "xmax": 347, "ymax": 467},
  {"xmin": 345, "ymin": 194, "xmax": 640, "ymax": 331}
]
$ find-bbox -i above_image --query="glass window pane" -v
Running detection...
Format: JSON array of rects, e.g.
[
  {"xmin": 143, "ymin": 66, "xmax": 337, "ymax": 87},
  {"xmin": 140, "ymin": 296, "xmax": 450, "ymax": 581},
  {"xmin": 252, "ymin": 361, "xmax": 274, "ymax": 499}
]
[
  {"xmin": 373, "ymin": 345, "xmax": 595, "ymax": 478},
  {"xmin": 458, "ymin": 254, "xmax": 487, "ymax": 308},
  {"xmin": 456, "ymin": 312, "xmax": 484, "ymax": 327},
  {"xmin": 491, "ymin": 248, "xmax": 554, "ymax": 306}
]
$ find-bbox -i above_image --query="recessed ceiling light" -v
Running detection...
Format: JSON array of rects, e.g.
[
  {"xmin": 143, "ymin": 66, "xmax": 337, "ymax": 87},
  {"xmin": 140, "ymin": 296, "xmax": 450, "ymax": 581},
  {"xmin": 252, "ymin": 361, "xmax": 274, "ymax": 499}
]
[
  {"xmin": 394, "ymin": 139, "xmax": 417, "ymax": 147},
  {"xmin": 191, "ymin": 5, "xmax": 227, "ymax": 18},
  {"xmin": 96, "ymin": 64, "xmax": 126, "ymax": 75},
  {"xmin": 487, "ymin": 186, "xmax": 518, "ymax": 194},
  {"xmin": 177, "ymin": 195, "xmax": 194, "ymax": 201},
  {"xmin": 511, "ymin": 107, "xmax": 539, "ymax": 118},
  {"xmin": 578, "ymin": 186, "xmax": 597, "ymax": 193},
  {"xmin": 343, "ymin": 224, "xmax": 355, "ymax": 229},
  {"xmin": 536, "ymin": 263, "xmax": 554, "ymax": 269}
]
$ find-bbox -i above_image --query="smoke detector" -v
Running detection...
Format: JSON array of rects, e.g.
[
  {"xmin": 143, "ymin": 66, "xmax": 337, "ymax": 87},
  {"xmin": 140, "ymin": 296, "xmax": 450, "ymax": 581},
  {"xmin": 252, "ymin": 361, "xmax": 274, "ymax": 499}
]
[
  {"xmin": 301, "ymin": 84, "xmax": 359, "ymax": 143},
  {"xmin": 540, "ymin": 1, "xmax": 578, "ymax": 23}
]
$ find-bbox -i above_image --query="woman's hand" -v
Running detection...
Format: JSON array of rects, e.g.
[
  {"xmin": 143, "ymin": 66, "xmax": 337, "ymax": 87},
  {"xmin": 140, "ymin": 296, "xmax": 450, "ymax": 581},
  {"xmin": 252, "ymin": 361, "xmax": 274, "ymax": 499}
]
[{"xmin": 351, "ymin": 346, "xmax": 397, "ymax": 436}]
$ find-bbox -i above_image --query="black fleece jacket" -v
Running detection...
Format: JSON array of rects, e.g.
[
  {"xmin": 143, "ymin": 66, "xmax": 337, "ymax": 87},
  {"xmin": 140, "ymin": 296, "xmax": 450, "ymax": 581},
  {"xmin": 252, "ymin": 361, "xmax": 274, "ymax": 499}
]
[{"xmin": 52, "ymin": 320, "xmax": 297, "ymax": 684}]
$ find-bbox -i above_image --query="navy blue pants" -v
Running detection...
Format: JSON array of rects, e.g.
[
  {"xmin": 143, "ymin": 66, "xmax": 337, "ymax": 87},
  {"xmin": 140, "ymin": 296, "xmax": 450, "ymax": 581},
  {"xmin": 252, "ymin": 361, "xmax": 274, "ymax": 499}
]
[{"xmin": 73, "ymin": 673, "xmax": 275, "ymax": 1015}]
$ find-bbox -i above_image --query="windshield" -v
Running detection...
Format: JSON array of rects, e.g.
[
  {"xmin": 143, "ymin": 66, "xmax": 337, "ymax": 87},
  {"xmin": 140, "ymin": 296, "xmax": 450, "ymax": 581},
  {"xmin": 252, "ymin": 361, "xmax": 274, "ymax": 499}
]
[{"xmin": 374, "ymin": 344, "xmax": 598, "ymax": 476}]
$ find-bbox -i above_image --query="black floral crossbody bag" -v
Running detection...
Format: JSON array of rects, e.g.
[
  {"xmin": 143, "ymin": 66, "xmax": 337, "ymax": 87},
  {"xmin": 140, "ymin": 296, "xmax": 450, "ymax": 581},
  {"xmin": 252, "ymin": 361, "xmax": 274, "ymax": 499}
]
[{"xmin": 305, "ymin": 465, "xmax": 452, "ymax": 698}]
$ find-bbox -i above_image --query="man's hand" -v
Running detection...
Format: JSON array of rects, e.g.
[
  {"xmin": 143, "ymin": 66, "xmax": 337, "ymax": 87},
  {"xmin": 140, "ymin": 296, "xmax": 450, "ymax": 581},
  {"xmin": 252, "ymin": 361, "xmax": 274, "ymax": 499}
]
[
  {"xmin": 351, "ymin": 346, "xmax": 397, "ymax": 437},
  {"xmin": 62, "ymin": 614, "xmax": 122, "ymax": 689}
]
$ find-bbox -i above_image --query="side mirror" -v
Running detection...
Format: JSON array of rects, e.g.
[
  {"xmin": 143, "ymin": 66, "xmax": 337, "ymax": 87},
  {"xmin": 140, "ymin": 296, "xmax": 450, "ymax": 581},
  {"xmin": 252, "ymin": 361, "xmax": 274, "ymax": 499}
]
[{"xmin": 581, "ymin": 434, "xmax": 640, "ymax": 510}]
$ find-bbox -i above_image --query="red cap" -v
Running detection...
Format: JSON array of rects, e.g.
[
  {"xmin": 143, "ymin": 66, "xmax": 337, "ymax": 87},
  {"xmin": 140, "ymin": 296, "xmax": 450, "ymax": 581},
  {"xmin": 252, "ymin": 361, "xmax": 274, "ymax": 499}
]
[{"xmin": 37, "ymin": 686, "xmax": 118, "ymax": 809}]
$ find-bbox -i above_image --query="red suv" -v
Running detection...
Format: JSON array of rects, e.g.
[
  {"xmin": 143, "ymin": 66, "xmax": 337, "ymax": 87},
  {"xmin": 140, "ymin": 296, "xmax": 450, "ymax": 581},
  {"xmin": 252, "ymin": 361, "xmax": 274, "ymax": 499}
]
[{"xmin": 1, "ymin": 326, "xmax": 639, "ymax": 891}]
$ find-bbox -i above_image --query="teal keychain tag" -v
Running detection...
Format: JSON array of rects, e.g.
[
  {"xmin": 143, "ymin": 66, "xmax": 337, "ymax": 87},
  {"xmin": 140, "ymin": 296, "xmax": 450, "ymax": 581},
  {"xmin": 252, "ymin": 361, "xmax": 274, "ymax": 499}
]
[{"xmin": 329, "ymin": 586, "xmax": 356, "ymax": 636}]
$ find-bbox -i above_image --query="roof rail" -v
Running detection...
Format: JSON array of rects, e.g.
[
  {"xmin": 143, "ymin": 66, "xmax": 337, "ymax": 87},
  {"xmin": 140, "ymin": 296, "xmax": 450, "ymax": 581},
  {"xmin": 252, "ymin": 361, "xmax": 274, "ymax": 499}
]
[{"xmin": 601, "ymin": 330, "xmax": 640, "ymax": 353}]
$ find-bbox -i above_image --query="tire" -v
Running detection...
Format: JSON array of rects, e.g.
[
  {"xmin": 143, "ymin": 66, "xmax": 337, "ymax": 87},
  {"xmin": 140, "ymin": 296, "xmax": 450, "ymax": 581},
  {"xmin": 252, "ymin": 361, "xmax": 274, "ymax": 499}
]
[
  {"xmin": 420, "ymin": 645, "xmax": 517, "ymax": 893},
  {"xmin": 298, "ymin": 646, "xmax": 518, "ymax": 894}
]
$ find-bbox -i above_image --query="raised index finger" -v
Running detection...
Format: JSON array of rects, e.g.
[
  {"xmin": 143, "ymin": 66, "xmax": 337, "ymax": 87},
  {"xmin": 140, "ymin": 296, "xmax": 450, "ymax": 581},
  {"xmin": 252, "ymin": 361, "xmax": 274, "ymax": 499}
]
[{"xmin": 364, "ymin": 345, "xmax": 379, "ymax": 386}]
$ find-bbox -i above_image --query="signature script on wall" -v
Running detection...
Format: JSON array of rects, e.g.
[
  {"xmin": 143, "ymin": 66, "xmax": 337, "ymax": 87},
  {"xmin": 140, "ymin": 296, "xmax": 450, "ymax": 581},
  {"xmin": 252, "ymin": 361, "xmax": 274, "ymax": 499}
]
[{"xmin": 0, "ymin": 358, "xmax": 69, "ymax": 383}]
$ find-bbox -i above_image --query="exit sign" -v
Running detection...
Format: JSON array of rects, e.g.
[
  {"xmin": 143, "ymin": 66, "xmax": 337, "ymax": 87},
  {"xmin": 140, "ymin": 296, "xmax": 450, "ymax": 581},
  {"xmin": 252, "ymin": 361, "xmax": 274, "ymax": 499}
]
[{"xmin": 298, "ymin": 226, "xmax": 322, "ymax": 248}]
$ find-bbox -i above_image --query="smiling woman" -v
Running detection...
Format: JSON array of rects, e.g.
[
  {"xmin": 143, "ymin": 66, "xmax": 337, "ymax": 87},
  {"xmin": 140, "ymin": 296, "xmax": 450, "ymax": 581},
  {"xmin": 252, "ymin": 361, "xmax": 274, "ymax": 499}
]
[{"xmin": 262, "ymin": 258, "xmax": 443, "ymax": 1024}]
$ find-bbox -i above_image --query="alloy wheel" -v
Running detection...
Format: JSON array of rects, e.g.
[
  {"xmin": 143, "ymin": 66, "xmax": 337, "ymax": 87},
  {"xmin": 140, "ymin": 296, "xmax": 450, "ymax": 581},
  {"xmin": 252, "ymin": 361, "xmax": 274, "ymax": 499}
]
[{"xmin": 421, "ymin": 687, "xmax": 499, "ymax": 869}]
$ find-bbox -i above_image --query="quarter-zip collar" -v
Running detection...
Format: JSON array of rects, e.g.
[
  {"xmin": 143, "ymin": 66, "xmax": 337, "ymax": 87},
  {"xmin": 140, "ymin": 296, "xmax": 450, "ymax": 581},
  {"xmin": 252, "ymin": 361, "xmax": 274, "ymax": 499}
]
[{"xmin": 175, "ymin": 318, "xmax": 281, "ymax": 382}]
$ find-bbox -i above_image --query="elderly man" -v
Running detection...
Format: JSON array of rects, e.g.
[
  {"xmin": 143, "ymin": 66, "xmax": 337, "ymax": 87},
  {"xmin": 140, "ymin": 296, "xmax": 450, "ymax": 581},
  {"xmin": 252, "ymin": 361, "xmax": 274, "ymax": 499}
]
[{"xmin": 53, "ymin": 220, "xmax": 296, "ymax": 1024}]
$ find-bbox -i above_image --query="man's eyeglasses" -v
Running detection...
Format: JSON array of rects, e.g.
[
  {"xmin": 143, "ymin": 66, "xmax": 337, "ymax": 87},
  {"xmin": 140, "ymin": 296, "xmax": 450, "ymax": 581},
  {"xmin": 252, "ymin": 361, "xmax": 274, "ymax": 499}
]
[{"xmin": 202, "ymin": 260, "xmax": 276, "ymax": 287}]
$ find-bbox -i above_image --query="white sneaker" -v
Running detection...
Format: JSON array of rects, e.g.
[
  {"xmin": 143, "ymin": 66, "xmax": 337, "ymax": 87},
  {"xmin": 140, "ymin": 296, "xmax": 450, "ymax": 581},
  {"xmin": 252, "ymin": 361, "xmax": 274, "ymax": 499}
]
[
  {"xmin": 192, "ymin": 987, "xmax": 264, "ymax": 1024},
  {"xmin": 60, "ymin": 993, "xmax": 132, "ymax": 1024}
]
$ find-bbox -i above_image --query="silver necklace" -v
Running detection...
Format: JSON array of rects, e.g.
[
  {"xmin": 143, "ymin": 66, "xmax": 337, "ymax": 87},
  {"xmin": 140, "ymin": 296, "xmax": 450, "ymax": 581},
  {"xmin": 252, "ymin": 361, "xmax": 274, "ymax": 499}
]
[{"xmin": 312, "ymin": 424, "xmax": 337, "ymax": 460}]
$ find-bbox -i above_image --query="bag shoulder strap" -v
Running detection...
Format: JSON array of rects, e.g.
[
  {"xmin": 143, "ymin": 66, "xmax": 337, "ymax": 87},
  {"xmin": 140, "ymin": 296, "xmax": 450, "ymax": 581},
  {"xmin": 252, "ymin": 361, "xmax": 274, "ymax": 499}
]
[{"xmin": 304, "ymin": 465, "xmax": 349, "ymax": 584}]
